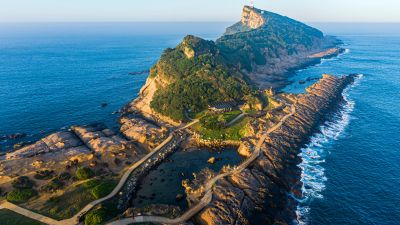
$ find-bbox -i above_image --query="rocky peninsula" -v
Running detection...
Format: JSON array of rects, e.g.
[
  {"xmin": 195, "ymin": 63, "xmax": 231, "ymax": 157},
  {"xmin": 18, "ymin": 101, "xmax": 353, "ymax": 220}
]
[{"xmin": 0, "ymin": 5, "xmax": 355, "ymax": 225}]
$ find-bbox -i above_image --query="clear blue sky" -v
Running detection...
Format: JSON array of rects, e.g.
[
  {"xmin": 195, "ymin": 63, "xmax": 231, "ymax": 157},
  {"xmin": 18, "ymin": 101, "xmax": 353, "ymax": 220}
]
[{"xmin": 0, "ymin": 0, "xmax": 399, "ymax": 23}]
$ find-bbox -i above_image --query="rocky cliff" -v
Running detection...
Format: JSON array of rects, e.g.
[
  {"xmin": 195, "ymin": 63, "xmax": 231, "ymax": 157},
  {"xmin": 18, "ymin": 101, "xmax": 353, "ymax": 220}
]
[
  {"xmin": 188, "ymin": 74, "xmax": 356, "ymax": 225},
  {"xmin": 219, "ymin": 6, "xmax": 342, "ymax": 89},
  {"xmin": 127, "ymin": 6, "xmax": 343, "ymax": 123}
]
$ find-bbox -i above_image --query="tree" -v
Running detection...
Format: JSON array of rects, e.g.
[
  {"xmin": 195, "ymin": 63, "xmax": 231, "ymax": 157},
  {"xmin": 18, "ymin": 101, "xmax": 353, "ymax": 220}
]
[{"xmin": 76, "ymin": 167, "xmax": 94, "ymax": 180}]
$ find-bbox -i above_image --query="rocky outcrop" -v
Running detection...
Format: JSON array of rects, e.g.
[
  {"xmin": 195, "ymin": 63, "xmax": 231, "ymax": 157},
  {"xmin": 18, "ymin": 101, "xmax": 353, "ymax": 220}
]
[
  {"xmin": 125, "ymin": 6, "xmax": 342, "ymax": 124},
  {"xmin": 1, "ymin": 123, "xmax": 145, "ymax": 193},
  {"xmin": 241, "ymin": 6, "xmax": 266, "ymax": 29},
  {"xmin": 194, "ymin": 74, "xmax": 356, "ymax": 225},
  {"xmin": 120, "ymin": 114, "xmax": 169, "ymax": 150},
  {"xmin": 71, "ymin": 123, "xmax": 129, "ymax": 153},
  {"xmin": 5, "ymin": 131, "xmax": 83, "ymax": 159}
]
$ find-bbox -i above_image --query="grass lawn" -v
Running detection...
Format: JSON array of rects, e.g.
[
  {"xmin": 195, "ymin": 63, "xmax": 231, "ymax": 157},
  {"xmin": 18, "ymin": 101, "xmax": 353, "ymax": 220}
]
[
  {"xmin": 36, "ymin": 179, "xmax": 117, "ymax": 220},
  {"xmin": 0, "ymin": 209, "xmax": 45, "ymax": 225},
  {"xmin": 193, "ymin": 117, "xmax": 251, "ymax": 141}
]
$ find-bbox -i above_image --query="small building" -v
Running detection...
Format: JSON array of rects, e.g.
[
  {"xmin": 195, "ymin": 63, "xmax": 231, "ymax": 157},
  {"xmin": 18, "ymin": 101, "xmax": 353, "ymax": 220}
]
[{"xmin": 208, "ymin": 101, "xmax": 235, "ymax": 113}]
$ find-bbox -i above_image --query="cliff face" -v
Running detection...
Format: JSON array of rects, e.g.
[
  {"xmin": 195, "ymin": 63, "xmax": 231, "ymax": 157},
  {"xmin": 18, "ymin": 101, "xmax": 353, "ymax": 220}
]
[
  {"xmin": 128, "ymin": 6, "xmax": 342, "ymax": 123},
  {"xmin": 219, "ymin": 6, "xmax": 341, "ymax": 89},
  {"xmin": 242, "ymin": 6, "xmax": 266, "ymax": 29},
  {"xmin": 193, "ymin": 74, "xmax": 356, "ymax": 225}
]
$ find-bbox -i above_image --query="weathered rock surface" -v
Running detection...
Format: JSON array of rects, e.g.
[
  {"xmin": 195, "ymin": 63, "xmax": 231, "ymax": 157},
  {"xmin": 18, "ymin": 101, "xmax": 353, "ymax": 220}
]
[
  {"xmin": 194, "ymin": 74, "xmax": 356, "ymax": 225},
  {"xmin": 120, "ymin": 114, "xmax": 168, "ymax": 150},
  {"xmin": 1, "ymin": 123, "xmax": 144, "ymax": 193},
  {"xmin": 5, "ymin": 131, "xmax": 83, "ymax": 159}
]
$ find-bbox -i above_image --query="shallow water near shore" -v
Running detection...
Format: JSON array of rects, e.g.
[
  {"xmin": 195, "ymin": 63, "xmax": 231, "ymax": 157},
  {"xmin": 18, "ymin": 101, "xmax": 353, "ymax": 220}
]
[{"xmin": 131, "ymin": 146, "xmax": 244, "ymax": 210}]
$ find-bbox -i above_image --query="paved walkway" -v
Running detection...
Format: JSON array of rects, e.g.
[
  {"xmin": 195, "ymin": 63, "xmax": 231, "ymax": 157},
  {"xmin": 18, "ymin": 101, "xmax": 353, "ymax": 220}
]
[
  {"xmin": 108, "ymin": 105, "xmax": 296, "ymax": 225},
  {"xmin": 0, "ymin": 120, "xmax": 199, "ymax": 225}
]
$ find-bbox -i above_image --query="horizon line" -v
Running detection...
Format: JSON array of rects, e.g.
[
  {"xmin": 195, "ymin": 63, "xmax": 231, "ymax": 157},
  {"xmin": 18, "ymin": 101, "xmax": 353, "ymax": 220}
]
[{"xmin": 1, "ymin": 21, "xmax": 400, "ymax": 24}]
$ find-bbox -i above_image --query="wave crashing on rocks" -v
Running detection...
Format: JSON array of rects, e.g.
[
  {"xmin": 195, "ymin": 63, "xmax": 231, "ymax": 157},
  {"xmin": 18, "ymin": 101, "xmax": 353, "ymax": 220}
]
[{"xmin": 296, "ymin": 74, "xmax": 363, "ymax": 224}]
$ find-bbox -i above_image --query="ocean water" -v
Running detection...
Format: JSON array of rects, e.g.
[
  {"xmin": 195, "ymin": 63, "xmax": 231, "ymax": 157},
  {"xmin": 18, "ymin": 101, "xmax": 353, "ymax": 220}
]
[
  {"xmin": 0, "ymin": 22, "xmax": 228, "ymax": 149},
  {"xmin": 1, "ymin": 22, "xmax": 400, "ymax": 224},
  {"xmin": 284, "ymin": 25, "xmax": 400, "ymax": 224}
]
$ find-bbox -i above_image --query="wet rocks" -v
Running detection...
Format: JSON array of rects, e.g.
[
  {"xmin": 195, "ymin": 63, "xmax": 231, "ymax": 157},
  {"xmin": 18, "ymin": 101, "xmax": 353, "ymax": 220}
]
[
  {"xmin": 176, "ymin": 193, "xmax": 184, "ymax": 201},
  {"xmin": 207, "ymin": 157, "xmax": 216, "ymax": 164}
]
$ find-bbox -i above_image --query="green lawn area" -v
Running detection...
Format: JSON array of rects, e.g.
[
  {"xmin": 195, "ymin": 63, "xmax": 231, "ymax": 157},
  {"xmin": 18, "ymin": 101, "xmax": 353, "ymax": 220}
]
[
  {"xmin": 218, "ymin": 110, "xmax": 242, "ymax": 123},
  {"xmin": 0, "ymin": 209, "xmax": 45, "ymax": 225},
  {"xmin": 36, "ymin": 179, "xmax": 117, "ymax": 220},
  {"xmin": 192, "ymin": 116, "xmax": 251, "ymax": 141}
]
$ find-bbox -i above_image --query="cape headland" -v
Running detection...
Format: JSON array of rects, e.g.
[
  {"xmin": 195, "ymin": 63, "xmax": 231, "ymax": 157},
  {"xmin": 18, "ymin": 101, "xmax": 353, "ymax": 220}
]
[
  {"xmin": 126, "ymin": 5, "xmax": 343, "ymax": 125},
  {"xmin": 0, "ymin": 6, "xmax": 354, "ymax": 225}
]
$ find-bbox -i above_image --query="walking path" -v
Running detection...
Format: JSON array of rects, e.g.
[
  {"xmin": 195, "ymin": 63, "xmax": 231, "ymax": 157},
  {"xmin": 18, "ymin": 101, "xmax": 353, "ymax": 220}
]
[
  {"xmin": 225, "ymin": 111, "xmax": 247, "ymax": 127},
  {"xmin": 0, "ymin": 120, "xmax": 199, "ymax": 225},
  {"xmin": 108, "ymin": 105, "xmax": 296, "ymax": 225}
]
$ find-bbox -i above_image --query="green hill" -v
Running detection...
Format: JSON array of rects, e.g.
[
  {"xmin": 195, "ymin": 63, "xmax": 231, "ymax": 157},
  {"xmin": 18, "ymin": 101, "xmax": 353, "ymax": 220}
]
[{"xmin": 136, "ymin": 6, "xmax": 337, "ymax": 122}]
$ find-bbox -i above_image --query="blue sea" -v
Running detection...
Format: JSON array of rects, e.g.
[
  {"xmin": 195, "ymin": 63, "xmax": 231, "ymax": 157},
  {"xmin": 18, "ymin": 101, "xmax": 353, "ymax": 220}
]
[{"xmin": 1, "ymin": 22, "xmax": 400, "ymax": 224}]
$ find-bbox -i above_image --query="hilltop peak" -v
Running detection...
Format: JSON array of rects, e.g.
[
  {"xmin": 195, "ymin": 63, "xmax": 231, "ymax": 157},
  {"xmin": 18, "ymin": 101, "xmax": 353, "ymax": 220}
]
[
  {"xmin": 179, "ymin": 35, "xmax": 217, "ymax": 59},
  {"xmin": 241, "ymin": 5, "xmax": 267, "ymax": 29}
]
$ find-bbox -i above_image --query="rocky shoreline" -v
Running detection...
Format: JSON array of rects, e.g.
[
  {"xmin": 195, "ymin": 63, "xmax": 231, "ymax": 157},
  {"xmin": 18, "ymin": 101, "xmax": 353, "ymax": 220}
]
[{"xmin": 189, "ymin": 74, "xmax": 356, "ymax": 225}]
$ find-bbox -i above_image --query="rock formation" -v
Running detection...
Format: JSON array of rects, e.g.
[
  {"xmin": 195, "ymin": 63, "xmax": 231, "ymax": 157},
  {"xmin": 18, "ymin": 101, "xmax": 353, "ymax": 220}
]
[
  {"xmin": 189, "ymin": 74, "xmax": 356, "ymax": 225},
  {"xmin": 242, "ymin": 6, "xmax": 266, "ymax": 29},
  {"xmin": 127, "ymin": 6, "xmax": 344, "ymax": 124}
]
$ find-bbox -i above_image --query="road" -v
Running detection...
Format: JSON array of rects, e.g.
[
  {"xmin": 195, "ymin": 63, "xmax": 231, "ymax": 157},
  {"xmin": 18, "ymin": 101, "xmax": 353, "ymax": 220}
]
[
  {"xmin": 108, "ymin": 105, "xmax": 296, "ymax": 225},
  {"xmin": 0, "ymin": 119, "xmax": 199, "ymax": 225}
]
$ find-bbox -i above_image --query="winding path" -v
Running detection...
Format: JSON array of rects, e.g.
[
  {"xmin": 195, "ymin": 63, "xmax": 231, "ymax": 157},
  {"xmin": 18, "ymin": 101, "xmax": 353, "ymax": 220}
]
[
  {"xmin": 108, "ymin": 105, "xmax": 296, "ymax": 225},
  {"xmin": 0, "ymin": 120, "xmax": 199, "ymax": 225}
]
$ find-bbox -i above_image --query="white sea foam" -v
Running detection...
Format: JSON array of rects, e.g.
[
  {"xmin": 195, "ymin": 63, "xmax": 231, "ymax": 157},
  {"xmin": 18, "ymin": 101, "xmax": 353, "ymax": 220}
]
[
  {"xmin": 320, "ymin": 48, "xmax": 350, "ymax": 65},
  {"xmin": 295, "ymin": 74, "xmax": 363, "ymax": 224}
]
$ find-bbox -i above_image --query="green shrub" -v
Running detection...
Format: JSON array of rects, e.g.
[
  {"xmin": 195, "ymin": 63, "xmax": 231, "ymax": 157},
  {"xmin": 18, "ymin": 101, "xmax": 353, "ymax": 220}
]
[
  {"xmin": 76, "ymin": 167, "xmax": 94, "ymax": 180},
  {"xmin": 90, "ymin": 181, "xmax": 116, "ymax": 199},
  {"xmin": 58, "ymin": 172, "xmax": 71, "ymax": 181},
  {"xmin": 84, "ymin": 208, "xmax": 107, "ymax": 225},
  {"xmin": 12, "ymin": 176, "xmax": 35, "ymax": 189},
  {"xmin": 41, "ymin": 179, "xmax": 64, "ymax": 193},
  {"xmin": 84, "ymin": 179, "xmax": 101, "ymax": 189},
  {"xmin": 34, "ymin": 170, "xmax": 55, "ymax": 180},
  {"xmin": 6, "ymin": 188, "xmax": 37, "ymax": 203}
]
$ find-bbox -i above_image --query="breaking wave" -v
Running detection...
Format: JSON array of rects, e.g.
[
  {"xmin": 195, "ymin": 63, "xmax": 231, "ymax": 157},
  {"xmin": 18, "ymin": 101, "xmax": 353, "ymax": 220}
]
[{"xmin": 295, "ymin": 74, "xmax": 363, "ymax": 224}]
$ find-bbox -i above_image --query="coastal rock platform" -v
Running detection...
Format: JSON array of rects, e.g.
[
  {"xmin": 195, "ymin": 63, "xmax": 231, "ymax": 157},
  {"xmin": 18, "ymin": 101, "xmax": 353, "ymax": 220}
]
[{"xmin": 193, "ymin": 74, "xmax": 356, "ymax": 225}]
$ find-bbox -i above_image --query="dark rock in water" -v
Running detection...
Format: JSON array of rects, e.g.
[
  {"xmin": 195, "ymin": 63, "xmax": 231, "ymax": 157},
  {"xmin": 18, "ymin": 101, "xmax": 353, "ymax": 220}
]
[
  {"xmin": 176, "ymin": 194, "xmax": 184, "ymax": 201},
  {"xmin": 207, "ymin": 157, "xmax": 216, "ymax": 164},
  {"xmin": 128, "ymin": 70, "xmax": 150, "ymax": 75},
  {"xmin": 3, "ymin": 133, "xmax": 27, "ymax": 140},
  {"xmin": 299, "ymin": 80, "xmax": 306, "ymax": 84},
  {"xmin": 123, "ymin": 208, "xmax": 135, "ymax": 218},
  {"xmin": 101, "ymin": 102, "xmax": 108, "ymax": 107}
]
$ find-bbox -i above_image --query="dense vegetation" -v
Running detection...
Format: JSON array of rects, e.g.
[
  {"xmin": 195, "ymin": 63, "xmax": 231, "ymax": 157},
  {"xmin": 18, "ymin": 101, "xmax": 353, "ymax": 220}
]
[
  {"xmin": 84, "ymin": 208, "xmax": 107, "ymax": 225},
  {"xmin": 148, "ymin": 9, "xmax": 325, "ymax": 121},
  {"xmin": 76, "ymin": 167, "xmax": 95, "ymax": 180},
  {"xmin": 150, "ymin": 35, "xmax": 259, "ymax": 121},
  {"xmin": 34, "ymin": 170, "xmax": 55, "ymax": 180},
  {"xmin": 12, "ymin": 176, "xmax": 35, "ymax": 189},
  {"xmin": 90, "ymin": 180, "xmax": 117, "ymax": 199},
  {"xmin": 217, "ymin": 10, "xmax": 325, "ymax": 72},
  {"xmin": 7, "ymin": 188, "xmax": 37, "ymax": 204},
  {"xmin": 38, "ymin": 179, "xmax": 116, "ymax": 220}
]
